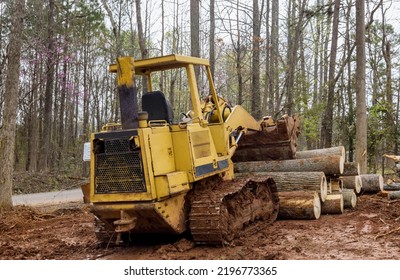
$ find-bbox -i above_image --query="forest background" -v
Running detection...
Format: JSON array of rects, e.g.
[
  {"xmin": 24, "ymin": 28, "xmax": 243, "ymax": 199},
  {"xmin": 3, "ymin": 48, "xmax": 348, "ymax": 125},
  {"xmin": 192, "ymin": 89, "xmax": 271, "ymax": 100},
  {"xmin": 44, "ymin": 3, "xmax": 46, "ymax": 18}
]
[{"xmin": 0, "ymin": 0, "xmax": 399, "ymax": 197}]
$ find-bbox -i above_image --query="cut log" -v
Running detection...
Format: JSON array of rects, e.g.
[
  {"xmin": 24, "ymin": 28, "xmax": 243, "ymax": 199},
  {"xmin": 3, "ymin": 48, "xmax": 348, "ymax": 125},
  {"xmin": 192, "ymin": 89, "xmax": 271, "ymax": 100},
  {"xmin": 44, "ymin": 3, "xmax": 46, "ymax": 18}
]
[
  {"xmin": 360, "ymin": 174, "xmax": 384, "ymax": 193},
  {"xmin": 342, "ymin": 189, "xmax": 357, "ymax": 208},
  {"xmin": 328, "ymin": 177, "xmax": 342, "ymax": 193},
  {"xmin": 321, "ymin": 194, "xmax": 343, "ymax": 214},
  {"xmin": 235, "ymin": 171, "xmax": 328, "ymax": 202},
  {"xmin": 278, "ymin": 191, "xmax": 321, "ymax": 220},
  {"xmin": 388, "ymin": 190, "xmax": 400, "ymax": 200},
  {"xmin": 383, "ymin": 182, "xmax": 400, "ymax": 191},
  {"xmin": 296, "ymin": 146, "xmax": 345, "ymax": 159},
  {"xmin": 234, "ymin": 155, "xmax": 344, "ymax": 175},
  {"xmin": 342, "ymin": 175, "xmax": 362, "ymax": 194},
  {"xmin": 342, "ymin": 162, "xmax": 360, "ymax": 176}
]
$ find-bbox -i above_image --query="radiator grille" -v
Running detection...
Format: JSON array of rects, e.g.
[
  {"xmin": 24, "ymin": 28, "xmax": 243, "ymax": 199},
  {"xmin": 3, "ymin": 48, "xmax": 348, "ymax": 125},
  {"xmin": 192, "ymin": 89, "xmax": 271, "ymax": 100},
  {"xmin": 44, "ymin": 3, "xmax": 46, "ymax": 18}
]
[{"xmin": 94, "ymin": 137, "xmax": 146, "ymax": 194}]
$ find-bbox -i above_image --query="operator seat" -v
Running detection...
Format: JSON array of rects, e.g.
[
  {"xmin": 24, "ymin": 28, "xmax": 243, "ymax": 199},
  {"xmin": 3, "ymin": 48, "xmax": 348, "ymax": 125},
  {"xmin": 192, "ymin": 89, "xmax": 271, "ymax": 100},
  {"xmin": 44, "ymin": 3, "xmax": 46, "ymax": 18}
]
[{"xmin": 142, "ymin": 91, "xmax": 174, "ymax": 123}]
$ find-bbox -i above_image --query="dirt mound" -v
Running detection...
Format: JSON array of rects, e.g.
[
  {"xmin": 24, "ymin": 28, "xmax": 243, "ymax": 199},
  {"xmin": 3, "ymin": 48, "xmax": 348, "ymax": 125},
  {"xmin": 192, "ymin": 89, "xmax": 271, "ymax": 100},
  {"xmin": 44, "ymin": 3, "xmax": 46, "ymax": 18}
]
[
  {"xmin": 1, "ymin": 195, "xmax": 400, "ymax": 260},
  {"xmin": 0, "ymin": 204, "xmax": 101, "ymax": 260}
]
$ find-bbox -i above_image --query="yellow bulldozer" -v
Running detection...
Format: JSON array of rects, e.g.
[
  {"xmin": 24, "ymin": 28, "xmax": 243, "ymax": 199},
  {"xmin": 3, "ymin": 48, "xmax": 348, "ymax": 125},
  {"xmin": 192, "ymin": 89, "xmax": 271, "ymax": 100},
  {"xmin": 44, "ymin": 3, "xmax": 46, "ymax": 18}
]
[{"xmin": 82, "ymin": 54, "xmax": 299, "ymax": 245}]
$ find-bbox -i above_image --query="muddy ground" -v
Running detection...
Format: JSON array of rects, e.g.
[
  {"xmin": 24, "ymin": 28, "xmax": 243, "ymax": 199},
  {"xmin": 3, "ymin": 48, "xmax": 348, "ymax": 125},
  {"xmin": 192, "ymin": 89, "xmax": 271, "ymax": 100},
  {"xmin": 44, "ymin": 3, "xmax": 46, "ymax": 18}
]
[{"xmin": 1, "ymin": 193, "xmax": 399, "ymax": 260}]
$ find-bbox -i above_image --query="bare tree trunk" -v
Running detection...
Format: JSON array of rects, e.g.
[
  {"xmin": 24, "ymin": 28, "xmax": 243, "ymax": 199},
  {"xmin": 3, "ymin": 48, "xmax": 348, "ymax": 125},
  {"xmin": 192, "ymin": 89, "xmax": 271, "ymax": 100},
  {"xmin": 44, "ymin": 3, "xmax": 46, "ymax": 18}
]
[
  {"xmin": 251, "ymin": 0, "xmax": 261, "ymax": 119},
  {"xmin": 135, "ymin": 0, "xmax": 148, "ymax": 94},
  {"xmin": 270, "ymin": 0, "xmax": 279, "ymax": 114},
  {"xmin": 160, "ymin": 0, "xmax": 165, "ymax": 90},
  {"xmin": 321, "ymin": 0, "xmax": 340, "ymax": 148},
  {"xmin": 101, "ymin": 0, "xmax": 120, "ymax": 57},
  {"xmin": 210, "ymin": 0, "xmax": 215, "ymax": 80},
  {"xmin": 39, "ymin": 0, "xmax": 55, "ymax": 172},
  {"xmin": 0, "ymin": 0, "xmax": 25, "ymax": 208},
  {"xmin": 355, "ymin": 0, "xmax": 368, "ymax": 174},
  {"xmin": 346, "ymin": 0, "xmax": 354, "ymax": 161},
  {"xmin": 58, "ymin": 8, "xmax": 69, "ymax": 167},
  {"xmin": 190, "ymin": 0, "xmax": 200, "ymax": 82},
  {"xmin": 264, "ymin": 0, "xmax": 271, "ymax": 114},
  {"xmin": 26, "ymin": 56, "xmax": 40, "ymax": 172},
  {"xmin": 381, "ymin": 7, "xmax": 394, "ymax": 154}
]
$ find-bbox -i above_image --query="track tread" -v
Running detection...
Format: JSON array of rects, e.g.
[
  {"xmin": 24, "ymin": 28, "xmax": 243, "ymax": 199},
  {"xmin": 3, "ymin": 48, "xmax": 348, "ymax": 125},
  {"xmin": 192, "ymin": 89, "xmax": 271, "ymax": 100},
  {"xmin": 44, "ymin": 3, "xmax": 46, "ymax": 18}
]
[{"xmin": 188, "ymin": 176, "xmax": 279, "ymax": 245}]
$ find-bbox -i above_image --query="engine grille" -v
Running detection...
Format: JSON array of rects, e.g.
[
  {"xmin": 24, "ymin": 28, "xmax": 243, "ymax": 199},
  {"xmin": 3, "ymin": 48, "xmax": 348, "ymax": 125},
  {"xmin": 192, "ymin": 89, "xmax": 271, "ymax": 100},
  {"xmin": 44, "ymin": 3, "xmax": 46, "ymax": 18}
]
[{"xmin": 94, "ymin": 137, "xmax": 146, "ymax": 194}]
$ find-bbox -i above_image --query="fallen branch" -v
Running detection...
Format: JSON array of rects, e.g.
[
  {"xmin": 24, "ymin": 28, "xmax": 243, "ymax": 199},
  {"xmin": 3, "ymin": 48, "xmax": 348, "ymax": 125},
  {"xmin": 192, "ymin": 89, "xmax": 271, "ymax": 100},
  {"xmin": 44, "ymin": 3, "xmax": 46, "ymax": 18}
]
[{"xmin": 374, "ymin": 226, "xmax": 400, "ymax": 241}]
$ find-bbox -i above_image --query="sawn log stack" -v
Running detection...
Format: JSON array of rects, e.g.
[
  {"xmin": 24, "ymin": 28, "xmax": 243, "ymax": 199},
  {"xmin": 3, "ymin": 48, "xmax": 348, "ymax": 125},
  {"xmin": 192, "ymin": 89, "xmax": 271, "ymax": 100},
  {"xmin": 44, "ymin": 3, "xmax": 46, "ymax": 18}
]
[{"xmin": 234, "ymin": 142, "xmax": 385, "ymax": 220}]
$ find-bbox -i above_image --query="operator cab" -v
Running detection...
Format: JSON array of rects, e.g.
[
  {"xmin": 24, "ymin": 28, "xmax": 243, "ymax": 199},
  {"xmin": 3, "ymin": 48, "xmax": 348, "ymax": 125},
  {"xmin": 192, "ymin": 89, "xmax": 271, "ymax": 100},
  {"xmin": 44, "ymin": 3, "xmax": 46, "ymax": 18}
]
[{"xmin": 109, "ymin": 54, "xmax": 225, "ymax": 126}]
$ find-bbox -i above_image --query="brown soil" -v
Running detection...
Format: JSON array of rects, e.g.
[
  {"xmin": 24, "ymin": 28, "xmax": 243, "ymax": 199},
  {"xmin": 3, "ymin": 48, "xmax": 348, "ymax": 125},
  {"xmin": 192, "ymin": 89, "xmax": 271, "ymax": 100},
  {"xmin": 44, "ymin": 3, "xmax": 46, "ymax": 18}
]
[{"xmin": 1, "ymin": 194, "xmax": 400, "ymax": 260}]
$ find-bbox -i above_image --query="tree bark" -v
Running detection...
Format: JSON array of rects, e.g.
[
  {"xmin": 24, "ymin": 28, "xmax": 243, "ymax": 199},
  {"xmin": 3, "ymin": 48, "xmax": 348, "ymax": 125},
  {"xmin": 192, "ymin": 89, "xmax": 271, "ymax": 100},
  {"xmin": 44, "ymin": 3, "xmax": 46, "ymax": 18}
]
[
  {"xmin": 355, "ymin": 0, "xmax": 367, "ymax": 174},
  {"xmin": 383, "ymin": 183, "xmax": 400, "ymax": 191},
  {"xmin": 342, "ymin": 189, "xmax": 357, "ymax": 209},
  {"xmin": 235, "ymin": 171, "xmax": 327, "ymax": 202},
  {"xmin": 251, "ymin": 0, "xmax": 261, "ymax": 119},
  {"xmin": 39, "ymin": 0, "xmax": 55, "ymax": 171},
  {"xmin": 321, "ymin": 0, "xmax": 340, "ymax": 148},
  {"xmin": 342, "ymin": 162, "xmax": 360, "ymax": 176},
  {"xmin": 321, "ymin": 194, "xmax": 343, "ymax": 214},
  {"xmin": 360, "ymin": 174, "xmax": 383, "ymax": 193},
  {"xmin": 296, "ymin": 146, "xmax": 345, "ymax": 159},
  {"xmin": 234, "ymin": 155, "xmax": 344, "ymax": 175},
  {"xmin": 278, "ymin": 191, "xmax": 321, "ymax": 220},
  {"xmin": 135, "ymin": 0, "xmax": 148, "ymax": 94},
  {"xmin": 388, "ymin": 191, "xmax": 400, "ymax": 200},
  {"xmin": 270, "ymin": 0, "xmax": 279, "ymax": 114},
  {"xmin": 342, "ymin": 175, "xmax": 362, "ymax": 194},
  {"xmin": 209, "ymin": 0, "xmax": 215, "ymax": 80},
  {"xmin": 283, "ymin": 0, "xmax": 307, "ymax": 115},
  {"xmin": 190, "ymin": 0, "xmax": 200, "ymax": 82},
  {"xmin": 0, "ymin": 0, "xmax": 25, "ymax": 208}
]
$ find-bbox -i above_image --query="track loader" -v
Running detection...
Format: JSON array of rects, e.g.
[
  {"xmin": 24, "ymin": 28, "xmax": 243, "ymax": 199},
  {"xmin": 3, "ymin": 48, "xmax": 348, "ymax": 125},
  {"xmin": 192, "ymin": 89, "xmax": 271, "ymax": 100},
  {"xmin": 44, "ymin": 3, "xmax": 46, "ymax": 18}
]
[{"xmin": 82, "ymin": 54, "xmax": 298, "ymax": 245}]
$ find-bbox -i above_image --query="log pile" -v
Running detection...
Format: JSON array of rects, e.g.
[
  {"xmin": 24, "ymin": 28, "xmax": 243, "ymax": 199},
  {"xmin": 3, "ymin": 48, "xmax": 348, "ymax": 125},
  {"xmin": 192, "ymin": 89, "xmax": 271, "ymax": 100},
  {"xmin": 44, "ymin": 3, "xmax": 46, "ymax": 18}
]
[
  {"xmin": 234, "ymin": 143, "xmax": 387, "ymax": 220},
  {"xmin": 382, "ymin": 182, "xmax": 400, "ymax": 200}
]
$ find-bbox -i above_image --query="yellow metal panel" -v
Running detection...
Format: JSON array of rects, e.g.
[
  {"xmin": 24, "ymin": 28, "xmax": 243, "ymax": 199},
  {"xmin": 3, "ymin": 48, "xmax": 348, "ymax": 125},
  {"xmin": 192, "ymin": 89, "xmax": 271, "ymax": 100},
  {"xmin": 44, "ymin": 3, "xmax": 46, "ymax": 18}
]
[
  {"xmin": 208, "ymin": 125, "xmax": 229, "ymax": 156},
  {"xmin": 154, "ymin": 171, "xmax": 190, "ymax": 200},
  {"xmin": 154, "ymin": 176, "xmax": 169, "ymax": 199},
  {"xmin": 188, "ymin": 124, "xmax": 218, "ymax": 164},
  {"xmin": 171, "ymin": 130, "xmax": 192, "ymax": 172},
  {"xmin": 90, "ymin": 193, "xmax": 188, "ymax": 234},
  {"xmin": 166, "ymin": 171, "xmax": 190, "ymax": 195},
  {"xmin": 154, "ymin": 194, "xmax": 187, "ymax": 233},
  {"xmin": 190, "ymin": 130, "xmax": 211, "ymax": 158},
  {"xmin": 110, "ymin": 54, "xmax": 210, "ymax": 74},
  {"xmin": 149, "ymin": 130, "xmax": 175, "ymax": 176},
  {"xmin": 224, "ymin": 105, "xmax": 261, "ymax": 132},
  {"xmin": 116, "ymin": 57, "xmax": 135, "ymax": 87},
  {"xmin": 140, "ymin": 128, "xmax": 157, "ymax": 196},
  {"xmin": 186, "ymin": 64, "xmax": 203, "ymax": 121}
]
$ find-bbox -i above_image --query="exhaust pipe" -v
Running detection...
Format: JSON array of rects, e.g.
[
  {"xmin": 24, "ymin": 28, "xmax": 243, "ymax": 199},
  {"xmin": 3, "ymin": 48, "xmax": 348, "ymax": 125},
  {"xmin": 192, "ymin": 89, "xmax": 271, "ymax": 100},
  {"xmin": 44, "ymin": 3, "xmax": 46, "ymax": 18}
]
[{"xmin": 117, "ymin": 57, "xmax": 139, "ymax": 129}]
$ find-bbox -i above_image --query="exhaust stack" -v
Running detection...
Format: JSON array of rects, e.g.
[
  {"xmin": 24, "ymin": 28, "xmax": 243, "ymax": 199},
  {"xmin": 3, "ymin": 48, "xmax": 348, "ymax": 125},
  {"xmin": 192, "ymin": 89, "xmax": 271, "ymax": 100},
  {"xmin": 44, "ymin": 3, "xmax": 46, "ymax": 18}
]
[{"xmin": 116, "ymin": 57, "xmax": 139, "ymax": 129}]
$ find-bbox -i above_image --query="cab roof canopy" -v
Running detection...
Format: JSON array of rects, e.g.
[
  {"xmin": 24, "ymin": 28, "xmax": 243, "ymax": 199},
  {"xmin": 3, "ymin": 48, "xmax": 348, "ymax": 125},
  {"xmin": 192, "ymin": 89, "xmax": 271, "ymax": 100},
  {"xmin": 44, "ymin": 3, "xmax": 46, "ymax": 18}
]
[{"xmin": 109, "ymin": 54, "xmax": 210, "ymax": 75}]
